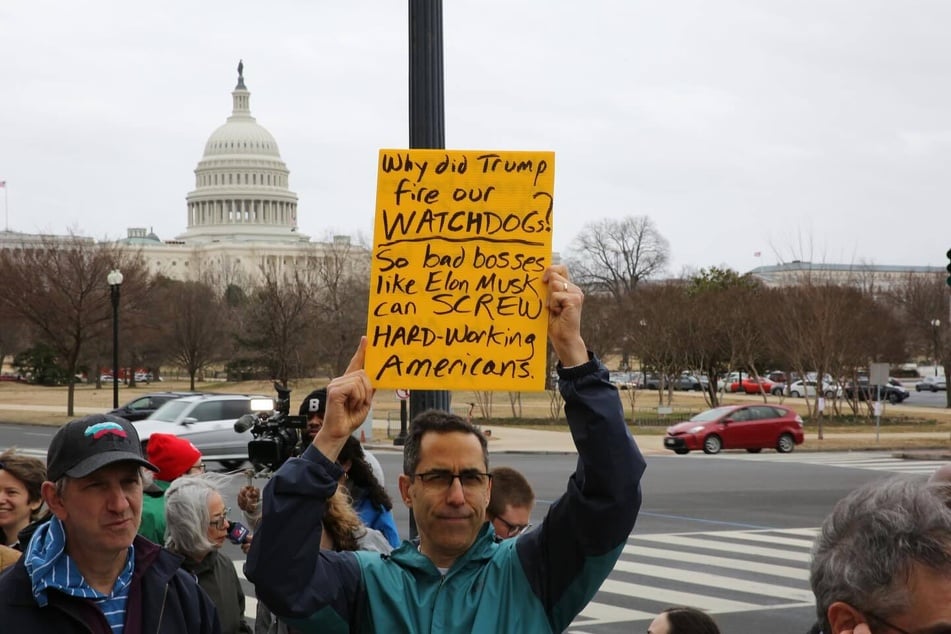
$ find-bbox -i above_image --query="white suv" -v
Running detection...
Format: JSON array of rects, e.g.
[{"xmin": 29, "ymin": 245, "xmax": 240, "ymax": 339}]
[{"xmin": 133, "ymin": 393, "xmax": 269, "ymax": 470}]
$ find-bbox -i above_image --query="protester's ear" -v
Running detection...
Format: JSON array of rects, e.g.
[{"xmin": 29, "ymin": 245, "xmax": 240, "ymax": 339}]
[
  {"xmin": 344, "ymin": 337, "xmax": 368, "ymax": 375},
  {"xmin": 398, "ymin": 474, "xmax": 413, "ymax": 507},
  {"xmin": 42, "ymin": 481, "xmax": 67, "ymax": 520},
  {"xmin": 826, "ymin": 602, "xmax": 871, "ymax": 634}
]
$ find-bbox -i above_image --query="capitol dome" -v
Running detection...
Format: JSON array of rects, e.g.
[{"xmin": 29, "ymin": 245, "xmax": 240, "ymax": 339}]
[
  {"xmin": 177, "ymin": 61, "xmax": 307, "ymax": 244},
  {"xmin": 203, "ymin": 120, "xmax": 280, "ymax": 158}
]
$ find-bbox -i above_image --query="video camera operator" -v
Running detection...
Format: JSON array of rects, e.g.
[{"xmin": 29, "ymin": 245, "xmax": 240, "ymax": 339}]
[
  {"xmin": 298, "ymin": 388, "xmax": 326, "ymax": 445},
  {"xmin": 299, "ymin": 388, "xmax": 385, "ymax": 486}
]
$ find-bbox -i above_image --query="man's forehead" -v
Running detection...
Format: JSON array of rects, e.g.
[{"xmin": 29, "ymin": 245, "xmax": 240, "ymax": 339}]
[{"xmin": 418, "ymin": 430, "xmax": 486, "ymax": 467}]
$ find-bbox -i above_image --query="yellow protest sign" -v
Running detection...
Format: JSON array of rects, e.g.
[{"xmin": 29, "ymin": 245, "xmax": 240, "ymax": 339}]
[{"xmin": 366, "ymin": 149, "xmax": 555, "ymax": 391}]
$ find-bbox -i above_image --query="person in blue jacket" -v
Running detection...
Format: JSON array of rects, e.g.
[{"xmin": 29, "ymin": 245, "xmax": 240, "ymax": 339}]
[
  {"xmin": 337, "ymin": 435, "xmax": 401, "ymax": 548},
  {"xmin": 246, "ymin": 264, "xmax": 646, "ymax": 633}
]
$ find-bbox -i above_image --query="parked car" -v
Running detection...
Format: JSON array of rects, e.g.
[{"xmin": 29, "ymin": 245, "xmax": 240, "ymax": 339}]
[
  {"xmin": 133, "ymin": 393, "xmax": 272, "ymax": 469},
  {"xmin": 785, "ymin": 379, "xmax": 841, "ymax": 399},
  {"xmin": 609, "ymin": 371, "xmax": 635, "ymax": 390},
  {"xmin": 663, "ymin": 404, "xmax": 804, "ymax": 455},
  {"xmin": 721, "ymin": 374, "xmax": 778, "ymax": 395},
  {"xmin": 672, "ymin": 374, "xmax": 709, "ymax": 391},
  {"xmin": 643, "ymin": 373, "xmax": 665, "ymax": 390},
  {"xmin": 842, "ymin": 378, "xmax": 909, "ymax": 404},
  {"xmin": 916, "ymin": 376, "xmax": 947, "ymax": 392},
  {"xmin": 107, "ymin": 391, "xmax": 200, "ymax": 422}
]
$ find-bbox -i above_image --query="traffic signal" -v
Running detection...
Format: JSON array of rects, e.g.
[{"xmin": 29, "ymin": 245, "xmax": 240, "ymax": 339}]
[{"xmin": 947, "ymin": 248, "xmax": 951, "ymax": 287}]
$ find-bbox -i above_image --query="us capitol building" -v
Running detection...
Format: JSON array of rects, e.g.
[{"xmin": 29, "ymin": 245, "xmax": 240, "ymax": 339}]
[{"xmin": 1, "ymin": 62, "xmax": 365, "ymax": 285}]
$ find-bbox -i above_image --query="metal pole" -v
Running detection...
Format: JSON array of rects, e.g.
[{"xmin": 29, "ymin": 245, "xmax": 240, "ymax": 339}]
[
  {"xmin": 406, "ymin": 0, "xmax": 449, "ymax": 539},
  {"xmin": 933, "ymin": 320, "xmax": 940, "ymax": 376},
  {"xmin": 407, "ymin": 0, "xmax": 450, "ymax": 429},
  {"xmin": 394, "ymin": 398, "xmax": 408, "ymax": 446},
  {"xmin": 111, "ymin": 284, "xmax": 120, "ymax": 408}
]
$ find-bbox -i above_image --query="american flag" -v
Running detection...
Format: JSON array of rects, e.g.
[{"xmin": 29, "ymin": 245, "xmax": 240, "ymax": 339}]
[{"xmin": 753, "ymin": 251, "xmax": 761, "ymax": 257}]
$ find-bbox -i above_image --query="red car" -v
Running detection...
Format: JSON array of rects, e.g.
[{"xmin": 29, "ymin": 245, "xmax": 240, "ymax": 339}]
[
  {"xmin": 663, "ymin": 404, "xmax": 804, "ymax": 455},
  {"xmin": 723, "ymin": 376, "xmax": 779, "ymax": 395}
]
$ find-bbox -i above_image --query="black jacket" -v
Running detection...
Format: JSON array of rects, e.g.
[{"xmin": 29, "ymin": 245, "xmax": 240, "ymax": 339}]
[{"xmin": 0, "ymin": 535, "xmax": 221, "ymax": 634}]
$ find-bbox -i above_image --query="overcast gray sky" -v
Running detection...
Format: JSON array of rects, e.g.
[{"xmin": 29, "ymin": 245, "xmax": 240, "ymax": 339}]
[{"xmin": 2, "ymin": 0, "xmax": 949, "ymax": 275}]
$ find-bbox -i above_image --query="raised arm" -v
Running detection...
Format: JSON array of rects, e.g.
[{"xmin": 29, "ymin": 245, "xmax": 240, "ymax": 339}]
[
  {"xmin": 245, "ymin": 340, "xmax": 375, "ymax": 625},
  {"xmin": 518, "ymin": 265, "xmax": 646, "ymax": 631}
]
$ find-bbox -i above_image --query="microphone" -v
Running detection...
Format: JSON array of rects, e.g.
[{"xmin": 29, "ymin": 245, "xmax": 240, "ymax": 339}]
[
  {"xmin": 234, "ymin": 414, "xmax": 256, "ymax": 433},
  {"xmin": 227, "ymin": 521, "xmax": 251, "ymax": 545}
]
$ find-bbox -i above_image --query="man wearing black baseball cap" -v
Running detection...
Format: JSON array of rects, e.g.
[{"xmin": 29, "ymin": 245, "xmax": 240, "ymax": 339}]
[
  {"xmin": 299, "ymin": 388, "xmax": 327, "ymax": 445},
  {"xmin": 0, "ymin": 414, "xmax": 220, "ymax": 633},
  {"xmin": 299, "ymin": 388, "xmax": 385, "ymax": 486}
]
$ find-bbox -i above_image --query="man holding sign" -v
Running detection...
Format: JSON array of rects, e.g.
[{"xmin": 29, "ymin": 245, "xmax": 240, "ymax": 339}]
[{"xmin": 246, "ymin": 265, "xmax": 646, "ymax": 633}]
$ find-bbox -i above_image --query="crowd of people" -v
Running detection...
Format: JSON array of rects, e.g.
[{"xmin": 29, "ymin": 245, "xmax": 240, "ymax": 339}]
[{"xmin": 0, "ymin": 263, "xmax": 949, "ymax": 632}]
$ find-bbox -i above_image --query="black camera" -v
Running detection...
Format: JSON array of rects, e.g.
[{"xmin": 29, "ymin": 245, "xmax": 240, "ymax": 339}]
[{"xmin": 234, "ymin": 382, "xmax": 307, "ymax": 471}]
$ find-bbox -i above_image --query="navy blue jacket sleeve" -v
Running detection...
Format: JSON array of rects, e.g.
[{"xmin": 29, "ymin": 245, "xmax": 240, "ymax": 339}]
[
  {"xmin": 516, "ymin": 354, "xmax": 646, "ymax": 631},
  {"xmin": 244, "ymin": 446, "xmax": 362, "ymax": 623}
]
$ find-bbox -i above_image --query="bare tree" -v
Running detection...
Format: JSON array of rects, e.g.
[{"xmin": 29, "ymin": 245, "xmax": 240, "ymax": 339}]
[
  {"xmin": 0, "ymin": 311, "xmax": 29, "ymax": 375},
  {"xmin": 309, "ymin": 238, "xmax": 371, "ymax": 377},
  {"xmin": 157, "ymin": 279, "xmax": 228, "ymax": 390},
  {"xmin": 0, "ymin": 236, "xmax": 147, "ymax": 415},
  {"xmin": 235, "ymin": 264, "xmax": 316, "ymax": 385},
  {"xmin": 886, "ymin": 272, "xmax": 951, "ymax": 407},
  {"xmin": 565, "ymin": 216, "xmax": 669, "ymax": 303}
]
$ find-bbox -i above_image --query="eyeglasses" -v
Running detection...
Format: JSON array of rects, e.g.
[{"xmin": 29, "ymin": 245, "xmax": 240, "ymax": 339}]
[
  {"xmin": 186, "ymin": 463, "xmax": 206, "ymax": 475},
  {"xmin": 209, "ymin": 507, "xmax": 230, "ymax": 530},
  {"xmin": 865, "ymin": 611, "xmax": 951, "ymax": 634},
  {"xmin": 494, "ymin": 515, "xmax": 532, "ymax": 537},
  {"xmin": 412, "ymin": 470, "xmax": 492, "ymax": 490}
]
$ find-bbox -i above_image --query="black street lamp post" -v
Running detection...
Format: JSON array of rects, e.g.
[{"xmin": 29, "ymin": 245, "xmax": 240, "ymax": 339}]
[
  {"xmin": 108, "ymin": 269, "xmax": 123, "ymax": 408},
  {"xmin": 932, "ymin": 318, "xmax": 941, "ymax": 376}
]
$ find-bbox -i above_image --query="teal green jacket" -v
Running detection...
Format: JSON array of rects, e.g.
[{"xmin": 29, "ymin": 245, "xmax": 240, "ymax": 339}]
[{"xmin": 247, "ymin": 356, "xmax": 645, "ymax": 633}]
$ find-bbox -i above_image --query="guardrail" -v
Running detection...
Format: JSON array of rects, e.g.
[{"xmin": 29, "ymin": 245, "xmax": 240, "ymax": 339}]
[{"xmin": 630, "ymin": 406, "xmax": 701, "ymax": 428}]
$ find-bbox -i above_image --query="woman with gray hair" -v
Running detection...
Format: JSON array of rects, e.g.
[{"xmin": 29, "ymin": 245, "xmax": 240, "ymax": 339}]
[{"xmin": 165, "ymin": 473, "xmax": 252, "ymax": 634}]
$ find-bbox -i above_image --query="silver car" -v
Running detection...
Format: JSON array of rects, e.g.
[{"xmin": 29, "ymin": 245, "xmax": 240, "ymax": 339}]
[
  {"xmin": 916, "ymin": 376, "xmax": 947, "ymax": 392},
  {"xmin": 133, "ymin": 393, "xmax": 271, "ymax": 470}
]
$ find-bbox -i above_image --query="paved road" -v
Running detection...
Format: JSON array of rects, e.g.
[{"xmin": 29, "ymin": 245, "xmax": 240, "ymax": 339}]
[
  {"xmin": 233, "ymin": 451, "xmax": 932, "ymax": 633},
  {"xmin": 4, "ymin": 424, "xmax": 942, "ymax": 632}
]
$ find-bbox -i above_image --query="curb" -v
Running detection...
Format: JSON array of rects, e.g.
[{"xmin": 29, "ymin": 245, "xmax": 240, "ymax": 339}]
[{"xmin": 892, "ymin": 451, "xmax": 951, "ymax": 461}]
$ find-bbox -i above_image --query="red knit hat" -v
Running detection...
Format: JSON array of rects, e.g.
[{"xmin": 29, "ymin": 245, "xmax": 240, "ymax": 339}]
[{"xmin": 146, "ymin": 434, "xmax": 202, "ymax": 482}]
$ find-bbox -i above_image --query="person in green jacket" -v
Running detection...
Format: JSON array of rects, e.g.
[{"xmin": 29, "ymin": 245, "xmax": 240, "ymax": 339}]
[
  {"xmin": 247, "ymin": 265, "xmax": 647, "ymax": 633},
  {"xmin": 139, "ymin": 433, "xmax": 204, "ymax": 544}
]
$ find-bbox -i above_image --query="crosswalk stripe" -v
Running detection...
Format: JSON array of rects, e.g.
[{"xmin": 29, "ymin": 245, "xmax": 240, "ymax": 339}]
[
  {"xmin": 782, "ymin": 527, "xmax": 824, "ymax": 537},
  {"xmin": 635, "ymin": 534, "xmax": 812, "ymax": 562},
  {"xmin": 700, "ymin": 530, "xmax": 816, "ymax": 548},
  {"xmin": 234, "ymin": 560, "xmax": 257, "ymax": 619},
  {"xmin": 720, "ymin": 452, "xmax": 945, "ymax": 474},
  {"xmin": 595, "ymin": 578, "xmax": 761, "ymax": 612},
  {"xmin": 574, "ymin": 601, "xmax": 655, "ymax": 624},
  {"xmin": 614, "ymin": 560, "xmax": 814, "ymax": 602},
  {"xmin": 622, "ymin": 544, "xmax": 809, "ymax": 580}
]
